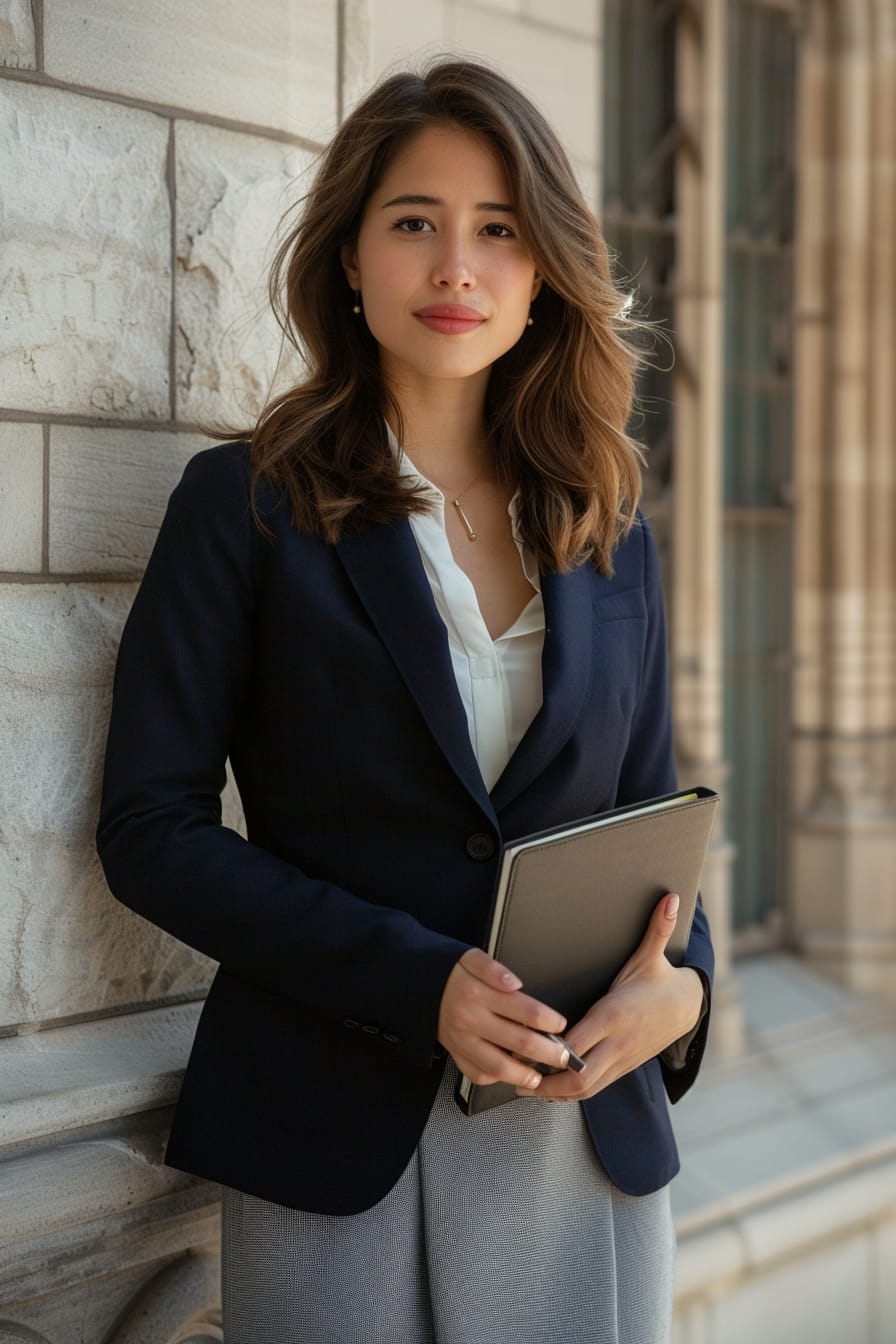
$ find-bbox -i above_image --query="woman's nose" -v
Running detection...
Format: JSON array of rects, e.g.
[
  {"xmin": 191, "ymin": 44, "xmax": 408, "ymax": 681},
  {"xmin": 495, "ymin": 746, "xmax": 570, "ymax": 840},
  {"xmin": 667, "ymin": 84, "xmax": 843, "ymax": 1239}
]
[{"xmin": 431, "ymin": 237, "xmax": 476, "ymax": 289}]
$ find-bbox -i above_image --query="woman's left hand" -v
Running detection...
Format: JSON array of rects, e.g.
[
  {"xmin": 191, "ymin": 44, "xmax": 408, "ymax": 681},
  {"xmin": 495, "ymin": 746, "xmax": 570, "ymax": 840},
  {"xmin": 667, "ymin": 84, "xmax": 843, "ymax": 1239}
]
[{"xmin": 515, "ymin": 892, "xmax": 705, "ymax": 1102}]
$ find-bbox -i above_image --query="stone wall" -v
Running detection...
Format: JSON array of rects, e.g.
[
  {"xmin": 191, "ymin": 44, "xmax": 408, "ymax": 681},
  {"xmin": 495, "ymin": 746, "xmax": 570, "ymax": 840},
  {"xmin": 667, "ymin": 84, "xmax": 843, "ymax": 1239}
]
[
  {"xmin": 0, "ymin": 2, "xmax": 360, "ymax": 1337},
  {"xmin": 0, "ymin": 2, "xmax": 602, "ymax": 1337}
]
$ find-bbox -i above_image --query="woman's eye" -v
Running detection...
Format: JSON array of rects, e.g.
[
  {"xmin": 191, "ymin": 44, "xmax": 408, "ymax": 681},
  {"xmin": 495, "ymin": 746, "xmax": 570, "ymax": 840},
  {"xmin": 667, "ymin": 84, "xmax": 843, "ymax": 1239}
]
[
  {"xmin": 482, "ymin": 223, "xmax": 515, "ymax": 239},
  {"xmin": 395, "ymin": 217, "xmax": 433, "ymax": 233}
]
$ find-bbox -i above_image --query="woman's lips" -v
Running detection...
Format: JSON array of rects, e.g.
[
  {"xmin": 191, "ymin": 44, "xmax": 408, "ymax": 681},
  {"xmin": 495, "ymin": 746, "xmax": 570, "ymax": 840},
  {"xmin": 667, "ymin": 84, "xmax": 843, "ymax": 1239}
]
[{"xmin": 413, "ymin": 304, "xmax": 486, "ymax": 335}]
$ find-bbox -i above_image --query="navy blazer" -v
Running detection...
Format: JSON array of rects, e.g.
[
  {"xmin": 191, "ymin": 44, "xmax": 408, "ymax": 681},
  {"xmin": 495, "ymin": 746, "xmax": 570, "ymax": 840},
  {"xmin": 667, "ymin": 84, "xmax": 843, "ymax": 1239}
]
[{"xmin": 97, "ymin": 442, "xmax": 713, "ymax": 1215}]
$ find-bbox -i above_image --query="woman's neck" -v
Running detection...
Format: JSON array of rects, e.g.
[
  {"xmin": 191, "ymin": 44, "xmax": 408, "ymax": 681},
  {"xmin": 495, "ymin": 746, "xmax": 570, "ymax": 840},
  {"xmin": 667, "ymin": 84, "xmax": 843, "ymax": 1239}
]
[{"xmin": 383, "ymin": 369, "xmax": 493, "ymax": 491}]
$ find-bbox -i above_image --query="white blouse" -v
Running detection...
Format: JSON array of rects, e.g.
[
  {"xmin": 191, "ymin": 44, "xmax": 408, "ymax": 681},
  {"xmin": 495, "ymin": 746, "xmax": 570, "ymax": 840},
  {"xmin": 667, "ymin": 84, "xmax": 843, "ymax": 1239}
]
[
  {"xmin": 394, "ymin": 437, "xmax": 703, "ymax": 1064},
  {"xmin": 393, "ymin": 440, "xmax": 544, "ymax": 793}
]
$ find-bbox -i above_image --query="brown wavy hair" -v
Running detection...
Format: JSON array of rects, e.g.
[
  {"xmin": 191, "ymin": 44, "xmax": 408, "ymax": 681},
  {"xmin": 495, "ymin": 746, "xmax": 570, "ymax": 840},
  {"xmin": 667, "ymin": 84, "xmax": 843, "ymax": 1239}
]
[{"xmin": 241, "ymin": 59, "xmax": 648, "ymax": 574}]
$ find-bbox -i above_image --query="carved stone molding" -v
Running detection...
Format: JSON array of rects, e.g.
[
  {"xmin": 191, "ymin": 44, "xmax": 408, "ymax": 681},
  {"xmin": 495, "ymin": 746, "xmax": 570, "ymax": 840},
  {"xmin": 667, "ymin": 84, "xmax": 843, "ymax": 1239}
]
[
  {"xmin": 108, "ymin": 1253, "xmax": 220, "ymax": 1344},
  {"xmin": 0, "ymin": 1326, "xmax": 52, "ymax": 1344},
  {"xmin": 790, "ymin": 0, "xmax": 896, "ymax": 999}
]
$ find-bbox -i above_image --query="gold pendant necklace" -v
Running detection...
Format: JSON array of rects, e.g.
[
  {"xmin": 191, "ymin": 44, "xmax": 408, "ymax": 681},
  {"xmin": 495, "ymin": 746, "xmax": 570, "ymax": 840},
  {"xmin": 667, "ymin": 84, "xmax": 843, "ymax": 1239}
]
[{"xmin": 452, "ymin": 473, "xmax": 484, "ymax": 542}]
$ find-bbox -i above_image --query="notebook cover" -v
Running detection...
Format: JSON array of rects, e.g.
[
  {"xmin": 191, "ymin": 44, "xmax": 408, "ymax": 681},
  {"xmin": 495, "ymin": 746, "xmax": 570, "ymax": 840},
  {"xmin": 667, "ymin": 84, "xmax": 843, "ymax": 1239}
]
[{"xmin": 456, "ymin": 787, "xmax": 719, "ymax": 1116}]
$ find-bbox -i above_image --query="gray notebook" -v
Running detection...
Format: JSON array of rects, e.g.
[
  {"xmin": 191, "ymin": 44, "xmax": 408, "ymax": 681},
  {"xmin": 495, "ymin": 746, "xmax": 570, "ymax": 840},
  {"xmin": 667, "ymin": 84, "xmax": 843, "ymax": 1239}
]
[{"xmin": 456, "ymin": 786, "xmax": 719, "ymax": 1116}]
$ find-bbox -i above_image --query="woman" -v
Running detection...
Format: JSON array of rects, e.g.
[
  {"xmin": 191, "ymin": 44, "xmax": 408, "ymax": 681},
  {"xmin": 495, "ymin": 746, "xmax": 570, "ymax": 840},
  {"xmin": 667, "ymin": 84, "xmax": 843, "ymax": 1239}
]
[{"xmin": 98, "ymin": 59, "xmax": 712, "ymax": 1344}]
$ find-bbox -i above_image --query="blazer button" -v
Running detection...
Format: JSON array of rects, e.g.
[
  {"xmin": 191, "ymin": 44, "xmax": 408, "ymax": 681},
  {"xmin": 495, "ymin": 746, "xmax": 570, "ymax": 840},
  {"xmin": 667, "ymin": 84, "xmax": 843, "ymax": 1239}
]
[
  {"xmin": 466, "ymin": 832, "xmax": 496, "ymax": 862},
  {"xmin": 343, "ymin": 1017, "xmax": 360, "ymax": 1030},
  {"xmin": 361, "ymin": 1023, "xmax": 381, "ymax": 1036}
]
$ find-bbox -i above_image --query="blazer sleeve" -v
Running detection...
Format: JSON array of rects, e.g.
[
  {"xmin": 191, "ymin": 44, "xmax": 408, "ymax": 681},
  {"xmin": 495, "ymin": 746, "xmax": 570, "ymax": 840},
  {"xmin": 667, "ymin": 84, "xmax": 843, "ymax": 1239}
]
[
  {"xmin": 614, "ymin": 517, "xmax": 715, "ymax": 1103},
  {"xmin": 96, "ymin": 447, "xmax": 470, "ymax": 1068}
]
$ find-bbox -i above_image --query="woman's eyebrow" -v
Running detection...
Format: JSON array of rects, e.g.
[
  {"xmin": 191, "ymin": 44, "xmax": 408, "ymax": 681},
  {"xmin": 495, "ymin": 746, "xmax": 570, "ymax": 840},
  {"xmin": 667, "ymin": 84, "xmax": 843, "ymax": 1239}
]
[{"xmin": 380, "ymin": 193, "xmax": 516, "ymax": 213}]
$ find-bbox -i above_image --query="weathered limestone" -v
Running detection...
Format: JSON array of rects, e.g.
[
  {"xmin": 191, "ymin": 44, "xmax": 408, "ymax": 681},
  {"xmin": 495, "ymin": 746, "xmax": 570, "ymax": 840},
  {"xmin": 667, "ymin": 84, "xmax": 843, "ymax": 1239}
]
[
  {"xmin": 0, "ymin": 423, "xmax": 43, "ymax": 572},
  {"xmin": 0, "ymin": 1002, "xmax": 203, "ymax": 1149},
  {"xmin": 48, "ymin": 428, "xmax": 207, "ymax": 575},
  {"xmin": 0, "ymin": 5, "xmax": 352, "ymax": 1339},
  {"xmin": 0, "ymin": 1127, "xmax": 220, "ymax": 1344},
  {"xmin": 369, "ymin": 0, "xmax": 446, "ymax": 73},
  {"xmin": 0, "ymin": 0, "xmax": 35, "ymax": 68},
  {"xmin": 0, "ymin": 584, "xmax": 217, "ymax": 1028},
  {"xmin": 42, "ymin": 0, "xmax": 338, "ymax": 138},
  {"xmin": 0, "ymin": 1006, "xmax": 223, "ymax": 1340},
  {"xmin": 174, "ymin": 121, "xmax": 311, "ymax": 427},
  {"xmin": 0, "ymin": 85, "xmax": 170, "ymax": 419}
]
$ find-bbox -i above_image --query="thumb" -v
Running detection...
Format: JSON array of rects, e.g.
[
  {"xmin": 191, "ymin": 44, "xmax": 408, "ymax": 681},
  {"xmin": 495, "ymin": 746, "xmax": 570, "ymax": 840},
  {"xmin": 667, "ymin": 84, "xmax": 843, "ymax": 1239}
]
[
  {"xmin": 458, "ymin": 946, "xmax": 523, "ymax": 992},
  {"xmin": 649, "ymin": 892, "xmax": 679, "ymax": 950}
]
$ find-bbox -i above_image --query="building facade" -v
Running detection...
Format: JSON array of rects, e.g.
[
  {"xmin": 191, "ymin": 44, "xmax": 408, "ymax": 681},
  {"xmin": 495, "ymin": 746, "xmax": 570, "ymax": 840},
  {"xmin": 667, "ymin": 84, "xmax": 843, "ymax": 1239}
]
[{"xmin": 0, "ymin": 1, "xmax": 893, "ymax": 1340}]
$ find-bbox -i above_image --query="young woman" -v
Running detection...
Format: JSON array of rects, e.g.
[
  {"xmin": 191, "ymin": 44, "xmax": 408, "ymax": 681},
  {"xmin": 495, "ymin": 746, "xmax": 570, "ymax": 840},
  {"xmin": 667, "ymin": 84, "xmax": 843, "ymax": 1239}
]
[{"xmin": 98, "ymin": 60, "xmax": 712, "ymax": 1344}]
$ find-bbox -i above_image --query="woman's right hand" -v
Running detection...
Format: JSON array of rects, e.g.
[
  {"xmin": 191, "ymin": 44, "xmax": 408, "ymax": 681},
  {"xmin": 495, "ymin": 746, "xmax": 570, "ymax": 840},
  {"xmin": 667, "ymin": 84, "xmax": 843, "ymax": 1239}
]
[{"xmin": 437, "ymin": 948, "xmax": 569, "ymax": 1089}]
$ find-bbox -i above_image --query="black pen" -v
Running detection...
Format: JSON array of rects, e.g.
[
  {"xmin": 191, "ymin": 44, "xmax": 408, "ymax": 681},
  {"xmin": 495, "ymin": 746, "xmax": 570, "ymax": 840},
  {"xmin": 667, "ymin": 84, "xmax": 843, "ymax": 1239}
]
[{"xmin": 543, "ymin": 1032, "xmax": 586, "ymax": 1072}]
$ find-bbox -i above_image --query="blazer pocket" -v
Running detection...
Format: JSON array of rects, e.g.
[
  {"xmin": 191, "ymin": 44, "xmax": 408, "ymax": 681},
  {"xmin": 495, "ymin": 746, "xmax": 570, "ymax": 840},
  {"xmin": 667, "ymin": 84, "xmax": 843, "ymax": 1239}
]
[{"xmin": 591, "ymin": 587, "xmax": 647, "ymax": 627}]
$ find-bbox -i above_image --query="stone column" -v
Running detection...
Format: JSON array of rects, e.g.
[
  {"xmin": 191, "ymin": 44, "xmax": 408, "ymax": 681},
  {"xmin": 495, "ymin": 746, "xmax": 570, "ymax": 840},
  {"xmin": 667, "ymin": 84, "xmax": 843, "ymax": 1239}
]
[
  {"xmin": 790, "ymin": 0, "xmax": 896, "ymax": 1000},
  {"xmin": 672, "ymin": 0, "xmax": 742, "ymax": 1057}
]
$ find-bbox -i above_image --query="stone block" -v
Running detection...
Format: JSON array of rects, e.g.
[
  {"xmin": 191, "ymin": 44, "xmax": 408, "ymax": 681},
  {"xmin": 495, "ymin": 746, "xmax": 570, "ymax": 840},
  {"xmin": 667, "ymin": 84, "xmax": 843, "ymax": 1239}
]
[
  {"xmin": 0, "ymin": 422, "xmax": 43, "ymax": 571},
  {"xmin": 369, "ymin": 0, "xmax": 447, "ymax": 77},
  {"xmin": 704, "ymin": 1233, "xmax": 870, "ymax": 1344},
  {"xmin": 0, "ymin": 0, "xmax": 35, "ymax": 68},
  {"xmin": 48, "ymin": 428, "xmax": 207, "ymax": 575},
  {"xmin": 175, "ymin": 121, "xmax": 311, "ymax": 426},
  {"xmin": 0, "ymin": 85, "xmax": 169, "ymax": 418},
  {"xmin": 43, "ymin": 0, "xmax": 338, "ymax": 139},
  {"xmin": 0, "ymin": 584, "xmax": 223, "ymax": 1028},
  {"xmin": 522, "ymin": 0, "xmax": 598, "ymax": 37},
  {"xmin": 0, "ymin": 1002, "xmax": 203, "ymax": 1148},
  {"xmin": 447, "ymin": 2, "xmax": 598, "ymax": 166}
]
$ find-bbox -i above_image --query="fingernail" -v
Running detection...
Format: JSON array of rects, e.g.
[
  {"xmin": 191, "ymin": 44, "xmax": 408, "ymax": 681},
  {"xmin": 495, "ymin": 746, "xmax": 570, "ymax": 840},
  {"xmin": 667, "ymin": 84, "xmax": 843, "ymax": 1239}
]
[
  {"xmin": 666, "ymin": 893, "xmax": 680, "ymax": 919},
  {"xmin": 501, "ymin": 970, "xmax": 523, "ymax": 988},
  {"xmin": 528, "ymin": 1073, "xmax": 542, "ymax": 1089}
]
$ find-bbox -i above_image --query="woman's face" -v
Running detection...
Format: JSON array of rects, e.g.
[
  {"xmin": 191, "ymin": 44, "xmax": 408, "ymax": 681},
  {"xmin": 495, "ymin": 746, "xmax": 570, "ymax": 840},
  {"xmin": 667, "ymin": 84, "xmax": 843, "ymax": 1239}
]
[{"xmin": 341, "ymin": 123, "xmax": 541, "ymax": 393}]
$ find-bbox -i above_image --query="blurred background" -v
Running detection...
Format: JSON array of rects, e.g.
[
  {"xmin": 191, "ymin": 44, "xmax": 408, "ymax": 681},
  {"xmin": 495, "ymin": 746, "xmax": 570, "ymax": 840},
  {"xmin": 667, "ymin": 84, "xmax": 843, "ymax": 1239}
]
[{"xmin": 0, "ymin": 2, "xmax": 893, "ymax": 1340}]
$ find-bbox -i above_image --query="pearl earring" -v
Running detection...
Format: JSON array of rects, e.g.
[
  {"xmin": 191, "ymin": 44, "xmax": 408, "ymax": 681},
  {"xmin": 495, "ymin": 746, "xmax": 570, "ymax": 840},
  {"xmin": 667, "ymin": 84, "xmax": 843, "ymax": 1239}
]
[{"xmin": 352, "ymin": 291, "xmax": 362, "ymax": 314}]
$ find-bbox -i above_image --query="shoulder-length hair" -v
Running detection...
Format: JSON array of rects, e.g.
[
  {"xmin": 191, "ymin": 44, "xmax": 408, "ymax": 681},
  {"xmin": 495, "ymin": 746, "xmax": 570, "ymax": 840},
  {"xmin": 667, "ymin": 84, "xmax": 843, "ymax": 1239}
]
[{"xmin": 243, "ymin": 59, "xmax": 648, "ymax": 574}]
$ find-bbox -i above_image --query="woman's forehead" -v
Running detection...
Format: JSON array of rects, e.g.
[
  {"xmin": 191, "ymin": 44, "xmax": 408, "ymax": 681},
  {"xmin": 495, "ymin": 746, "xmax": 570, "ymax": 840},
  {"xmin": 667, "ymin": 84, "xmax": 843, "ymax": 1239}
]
[{"xmin": 372, "ymin": 124, "xmax": 512, "ymax": 204}]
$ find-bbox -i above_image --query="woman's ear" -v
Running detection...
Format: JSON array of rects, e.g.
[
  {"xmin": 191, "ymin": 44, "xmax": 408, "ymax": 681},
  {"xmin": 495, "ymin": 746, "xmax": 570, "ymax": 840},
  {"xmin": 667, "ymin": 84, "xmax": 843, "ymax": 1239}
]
[
  {"xmin": 531, "ymin": 273, "xmax": 543, "ymax": 302},
  {"xmin": 340, "ymin": 243, "xmax": 360, "ymax": 290}
]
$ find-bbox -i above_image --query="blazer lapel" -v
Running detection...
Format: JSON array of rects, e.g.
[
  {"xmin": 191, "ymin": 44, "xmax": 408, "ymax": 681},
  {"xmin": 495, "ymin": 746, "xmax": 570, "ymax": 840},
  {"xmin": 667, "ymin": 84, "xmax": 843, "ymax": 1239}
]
[
  {"xmin": 490, "ymin": 563, "xmax": 595, "ymax": 814},
  {"xmin": 336, "ymin": 521, "xmax": 497, "ymax": 824}
]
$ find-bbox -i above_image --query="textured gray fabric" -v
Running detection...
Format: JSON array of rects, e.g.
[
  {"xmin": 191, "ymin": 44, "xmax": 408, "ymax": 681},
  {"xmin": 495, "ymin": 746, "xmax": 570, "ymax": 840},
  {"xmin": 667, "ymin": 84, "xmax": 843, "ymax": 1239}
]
[{"xmin": 222, "ymin": 1064, "xmax": 674, "ymax": 1344}]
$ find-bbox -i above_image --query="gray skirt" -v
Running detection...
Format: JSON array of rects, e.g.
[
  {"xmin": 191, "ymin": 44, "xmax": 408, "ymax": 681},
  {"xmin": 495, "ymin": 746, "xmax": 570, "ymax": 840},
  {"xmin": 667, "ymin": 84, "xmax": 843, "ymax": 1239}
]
[{"xmin": 222, "ymin": 1064, "xmax": 674, "ymax": 1344}]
